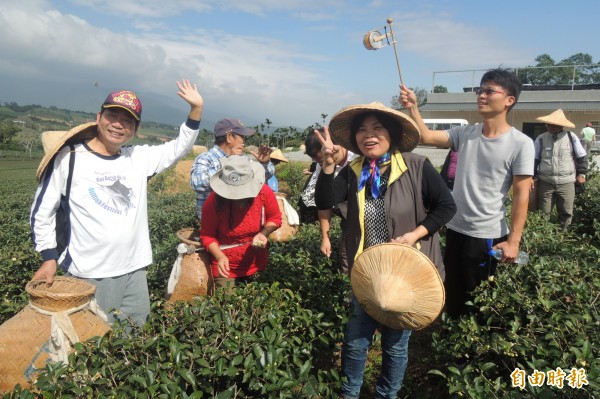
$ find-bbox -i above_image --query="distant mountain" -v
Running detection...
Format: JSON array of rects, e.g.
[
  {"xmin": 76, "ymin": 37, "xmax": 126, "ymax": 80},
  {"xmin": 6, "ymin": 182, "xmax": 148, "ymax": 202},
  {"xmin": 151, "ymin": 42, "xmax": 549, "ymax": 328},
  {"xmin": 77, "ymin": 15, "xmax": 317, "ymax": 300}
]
[{"xmin": 0, "ymin": 77, "xmax": 268, "ymax": 131}]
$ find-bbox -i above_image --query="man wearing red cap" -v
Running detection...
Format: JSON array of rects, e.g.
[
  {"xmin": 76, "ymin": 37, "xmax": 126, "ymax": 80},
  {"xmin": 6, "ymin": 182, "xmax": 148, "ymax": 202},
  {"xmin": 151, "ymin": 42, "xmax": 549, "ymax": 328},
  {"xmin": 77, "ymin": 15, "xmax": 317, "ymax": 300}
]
[{"xmin": 30, "ymin": 80, "xmax": 204, "ymax": 326}]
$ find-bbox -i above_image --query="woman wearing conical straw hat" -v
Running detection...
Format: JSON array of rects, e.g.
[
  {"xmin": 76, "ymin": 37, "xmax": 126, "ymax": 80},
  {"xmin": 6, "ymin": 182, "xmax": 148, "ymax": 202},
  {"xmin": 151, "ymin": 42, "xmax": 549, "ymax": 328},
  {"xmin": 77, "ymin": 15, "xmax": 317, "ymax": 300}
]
[{"xmin": 315, "ymin": 102, "xmax": 456, "ymax": 398}]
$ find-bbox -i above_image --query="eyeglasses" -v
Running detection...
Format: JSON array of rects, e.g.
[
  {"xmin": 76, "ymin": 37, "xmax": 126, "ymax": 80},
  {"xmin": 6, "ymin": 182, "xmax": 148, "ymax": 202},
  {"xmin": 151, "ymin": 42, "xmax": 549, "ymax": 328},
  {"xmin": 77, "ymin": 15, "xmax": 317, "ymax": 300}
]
[{"xmin": 475, "ymin": 87, "xmax": 507, "ymax": 96}]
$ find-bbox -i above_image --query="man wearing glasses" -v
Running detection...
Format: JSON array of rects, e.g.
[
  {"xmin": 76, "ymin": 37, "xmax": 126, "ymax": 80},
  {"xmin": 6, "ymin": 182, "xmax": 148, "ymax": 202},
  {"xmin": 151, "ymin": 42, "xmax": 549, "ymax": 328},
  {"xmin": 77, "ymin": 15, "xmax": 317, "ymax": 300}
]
[{"xmin": 401, "ymin": 68, "xmax": 534, "ymax": 318}]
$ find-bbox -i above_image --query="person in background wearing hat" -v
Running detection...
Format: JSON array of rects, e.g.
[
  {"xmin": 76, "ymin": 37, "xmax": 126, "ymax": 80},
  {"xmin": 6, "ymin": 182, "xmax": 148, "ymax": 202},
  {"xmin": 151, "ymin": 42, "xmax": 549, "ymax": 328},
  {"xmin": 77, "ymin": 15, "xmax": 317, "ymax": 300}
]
[
  {"xmin": 190, "ymin": 118, "xmax": 274, "ymax": 223},
  {"xmin": 401, "ymin": 68, "xmax": 535, "ymax": 318},
  {"xmin": 534, "ymin": 109, "xmax": 588, "ymax": 230},
  {"xmin": 199, "ymin": 155, "xmax": 282, "ymax": 291},
  {"xmin": 315, "ymin": 104, "xmax": 456, "ymax": 399},
  {"xmin": 30, "ymin": 80, "xmax": 204, "ymax": 326},
  {"xmin": 580, "ymin": 122, "xmax": 596, "ymax": 154},
  {"xmin": 266, "ymin": 148, "xmax": 289, "ymax": 192}
]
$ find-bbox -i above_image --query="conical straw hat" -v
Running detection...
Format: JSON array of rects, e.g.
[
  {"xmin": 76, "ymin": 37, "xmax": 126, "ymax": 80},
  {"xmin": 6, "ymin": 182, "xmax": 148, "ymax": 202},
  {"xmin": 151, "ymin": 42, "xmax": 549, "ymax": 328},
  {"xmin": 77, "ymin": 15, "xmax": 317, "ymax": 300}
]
[
  {"xmin": 269, "ymin": 148, "xmax": 289, "ymax": 162},
  {"xmin": 351, "ymin": 243, "xmax": 445, "ymax": 330},
  {"xmin": 36, "ymin": 122, "xmax": 97, "ymax": 182},
  {"xmin": 328, "ymin": 102, "xmax": 420, "ymax": 154},
  {"xmin": 535, "ymin": 109, "xmax": 575, "ymax": 129}
]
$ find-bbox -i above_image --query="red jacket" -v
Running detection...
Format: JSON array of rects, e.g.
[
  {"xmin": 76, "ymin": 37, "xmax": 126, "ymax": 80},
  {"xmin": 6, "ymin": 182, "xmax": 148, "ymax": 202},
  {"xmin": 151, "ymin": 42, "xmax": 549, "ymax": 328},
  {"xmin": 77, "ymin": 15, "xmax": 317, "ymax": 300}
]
[{"xmin": 200, "ymin": 185, "xmax": 282, "ymax": 278}]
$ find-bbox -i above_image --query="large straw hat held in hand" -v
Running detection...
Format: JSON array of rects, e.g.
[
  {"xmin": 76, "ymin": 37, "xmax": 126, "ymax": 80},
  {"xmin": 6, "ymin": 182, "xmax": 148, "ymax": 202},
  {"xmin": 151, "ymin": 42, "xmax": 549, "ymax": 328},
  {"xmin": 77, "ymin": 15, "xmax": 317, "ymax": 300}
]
[
  {"xmin": 351, "ymin": 243, "xmax": 445, "ymax": 330},
  {"xmin": 328, "ymin": 102, "xmax": 420, "ymax": 154}
]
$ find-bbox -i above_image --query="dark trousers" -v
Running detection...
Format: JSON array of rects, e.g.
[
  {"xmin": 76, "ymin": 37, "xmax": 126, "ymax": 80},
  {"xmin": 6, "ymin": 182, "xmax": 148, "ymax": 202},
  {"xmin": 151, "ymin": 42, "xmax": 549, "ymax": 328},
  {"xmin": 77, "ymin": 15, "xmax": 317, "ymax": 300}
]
[{"xmin": 443, "ymin": 229, "xmax": 505, "ymax": 318}]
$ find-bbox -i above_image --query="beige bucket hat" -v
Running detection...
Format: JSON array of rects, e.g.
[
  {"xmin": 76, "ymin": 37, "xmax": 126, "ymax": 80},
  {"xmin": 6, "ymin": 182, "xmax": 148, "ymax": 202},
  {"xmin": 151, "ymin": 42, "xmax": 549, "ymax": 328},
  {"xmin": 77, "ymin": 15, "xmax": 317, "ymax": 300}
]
[
  {"xmin": 210, "ymin": 155, "xmax": 265, "ymax": 200},
  {"xmin": 328, "ymin": 102, "xmax": 420, "ymax": 154},
  {"xmin": 535, "ymin": 109, "xmax": 575, "ymax": 129},
  {"xmin": 36, "ymin": 122, "xmax": 97, "ymax": 182},
  {"xmin": 351, "ymin": 243, "xmax": 445, "ymax": 330}
]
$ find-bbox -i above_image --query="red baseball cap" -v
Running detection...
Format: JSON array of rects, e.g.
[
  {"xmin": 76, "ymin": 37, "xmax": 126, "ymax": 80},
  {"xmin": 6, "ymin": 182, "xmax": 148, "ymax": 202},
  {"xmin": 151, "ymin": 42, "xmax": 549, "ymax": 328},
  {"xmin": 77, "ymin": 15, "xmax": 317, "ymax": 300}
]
[{"xmin": 102, "ymin": 90, "xmax": 142, "ymax": 121}]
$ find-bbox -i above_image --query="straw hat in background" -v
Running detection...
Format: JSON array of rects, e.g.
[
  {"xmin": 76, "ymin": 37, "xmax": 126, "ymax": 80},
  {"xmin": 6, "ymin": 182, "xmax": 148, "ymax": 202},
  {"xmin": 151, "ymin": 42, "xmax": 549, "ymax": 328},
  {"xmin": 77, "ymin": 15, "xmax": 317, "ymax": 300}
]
[
  {"xmin": 351, "ymin": 243, "xmax": 445, "ymax": 330},
  {"xmin": 328, "ymin": 102, "xmax": 420, "ymax": 154},
  {"xmin": 535, "ymin": 109, "xmax": 575, "ymax": 129},
  {"xmin": 269, "ymin": 148, "xmax": 289, "ymax": 163},
  {"xmin": 36, "ymin": 122, "xmax": 98, "ymax": 182},
  {"xmin": 209, "ymin": 155, "xmax": 265, "ymax": 200}
]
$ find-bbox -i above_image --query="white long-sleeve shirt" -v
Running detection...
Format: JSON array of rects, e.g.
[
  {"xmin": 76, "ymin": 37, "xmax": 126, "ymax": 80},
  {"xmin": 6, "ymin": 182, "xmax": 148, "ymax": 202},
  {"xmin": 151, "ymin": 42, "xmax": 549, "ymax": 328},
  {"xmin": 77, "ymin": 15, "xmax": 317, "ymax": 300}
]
[{"xmin": 30, "ymin": 119, "xmax": 199, "ymax": 278}]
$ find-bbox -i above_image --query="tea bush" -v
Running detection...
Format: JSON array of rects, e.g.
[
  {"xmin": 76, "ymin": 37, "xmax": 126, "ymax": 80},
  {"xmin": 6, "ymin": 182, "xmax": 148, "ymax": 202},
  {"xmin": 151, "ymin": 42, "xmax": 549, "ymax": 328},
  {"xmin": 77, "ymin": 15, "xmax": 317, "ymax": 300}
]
[
  {"xmin": 1, "ymin": 159, "xmax": 599, "ymax": 398},
  {"xmin": 11, "ymin": 283, "xmax": 342, "ymax": 398},
  {"xmin": 0, "ymin": 178, "xmax": 38, "ymax": 323},
  {"xmin": 429, "ymin": 183, "xmax": 600, "ymax": 398}
]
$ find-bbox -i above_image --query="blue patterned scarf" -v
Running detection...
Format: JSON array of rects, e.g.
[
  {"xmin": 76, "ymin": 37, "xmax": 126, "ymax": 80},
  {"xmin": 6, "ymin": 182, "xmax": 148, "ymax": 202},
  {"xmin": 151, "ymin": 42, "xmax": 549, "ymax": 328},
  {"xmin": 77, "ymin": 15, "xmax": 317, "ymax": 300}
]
[{"xmin": 358, "ymin": 153, "xmax": 391, "ymax": 198}]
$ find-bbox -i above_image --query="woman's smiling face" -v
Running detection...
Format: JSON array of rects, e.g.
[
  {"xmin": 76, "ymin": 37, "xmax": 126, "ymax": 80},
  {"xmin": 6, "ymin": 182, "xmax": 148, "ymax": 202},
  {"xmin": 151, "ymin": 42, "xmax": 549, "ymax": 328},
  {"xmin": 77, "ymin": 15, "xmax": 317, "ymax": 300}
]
[{"xmin": 354, "ymin": 113, "xmax": 391, "ymax": 159}]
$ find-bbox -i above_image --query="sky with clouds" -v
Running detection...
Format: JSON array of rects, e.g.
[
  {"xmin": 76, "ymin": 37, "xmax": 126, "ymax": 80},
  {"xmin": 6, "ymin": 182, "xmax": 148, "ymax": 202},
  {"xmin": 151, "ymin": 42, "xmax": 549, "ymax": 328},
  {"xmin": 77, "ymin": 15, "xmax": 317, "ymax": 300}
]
[{"xmin": 1, "ymin": 0, "xmax": 599, "ymax": 128}]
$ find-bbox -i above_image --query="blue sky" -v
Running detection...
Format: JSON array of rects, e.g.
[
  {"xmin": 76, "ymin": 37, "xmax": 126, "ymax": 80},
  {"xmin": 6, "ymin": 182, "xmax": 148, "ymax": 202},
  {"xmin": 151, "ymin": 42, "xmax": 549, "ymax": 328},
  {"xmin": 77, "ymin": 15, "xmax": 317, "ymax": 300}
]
[{"xmin": 0, "ymin": 0, "xmax": 598, "ymax": 129}]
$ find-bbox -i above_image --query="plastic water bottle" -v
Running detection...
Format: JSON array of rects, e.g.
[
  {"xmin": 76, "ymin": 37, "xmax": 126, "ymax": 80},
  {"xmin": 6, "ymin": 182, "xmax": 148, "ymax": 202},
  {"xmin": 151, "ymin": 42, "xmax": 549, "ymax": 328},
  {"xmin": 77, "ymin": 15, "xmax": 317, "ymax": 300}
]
[{"xmin": 489, "ymin": 249, "xmax": 529, "ymax": 265}]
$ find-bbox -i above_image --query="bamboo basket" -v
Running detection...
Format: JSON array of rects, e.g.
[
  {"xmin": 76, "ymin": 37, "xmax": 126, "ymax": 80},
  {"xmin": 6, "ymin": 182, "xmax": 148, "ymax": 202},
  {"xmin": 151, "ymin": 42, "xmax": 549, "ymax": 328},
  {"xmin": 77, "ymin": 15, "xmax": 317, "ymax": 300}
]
[
  {"xmin": 167, "ymin": 228, "xmax": 214, "ymax": 302},
  {"xmin": 0, "ymin": 277, "xmax": 110, "ymax": 393},
  {"xmin": 269, "ymin": 193, "xmax": 298, "ymax": 242}
]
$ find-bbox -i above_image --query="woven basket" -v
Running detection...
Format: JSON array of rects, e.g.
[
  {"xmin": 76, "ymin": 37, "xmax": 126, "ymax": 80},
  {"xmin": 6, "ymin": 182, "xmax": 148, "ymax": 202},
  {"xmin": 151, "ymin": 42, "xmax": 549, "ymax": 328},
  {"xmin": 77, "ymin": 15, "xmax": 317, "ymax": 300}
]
[
  {"xmin": 0, "ymin": 277, "xmax": 110, "ymax": 393},
  {"xmin": 168, "ymin": 228, "xmax": 214, "ymax": 302},
  {"xmin": 269, "ymin": 193, "xmax": 298, "ymax": 242},
  {"xmin": 176, "ymin": 227, "xmax": 203, "ymax": 248},
  {"xmin": 26, "ymin": 277, "xmax": 96, "ymax": 312}
]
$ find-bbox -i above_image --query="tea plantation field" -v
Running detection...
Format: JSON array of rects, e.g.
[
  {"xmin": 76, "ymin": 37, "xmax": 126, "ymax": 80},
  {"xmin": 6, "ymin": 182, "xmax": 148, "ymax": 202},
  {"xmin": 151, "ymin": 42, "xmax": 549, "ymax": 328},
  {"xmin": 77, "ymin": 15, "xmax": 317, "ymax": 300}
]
[{"xmin": 0, "ymin": 158, "xmax": 598, "ymax": 398}]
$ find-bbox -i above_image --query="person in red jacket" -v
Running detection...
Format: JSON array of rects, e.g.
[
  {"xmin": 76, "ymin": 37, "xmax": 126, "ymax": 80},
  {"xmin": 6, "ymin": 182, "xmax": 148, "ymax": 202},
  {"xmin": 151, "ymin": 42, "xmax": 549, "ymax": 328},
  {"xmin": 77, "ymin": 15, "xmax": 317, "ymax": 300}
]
[{"xmin": 200, "ymin": 155, "xmax": 282, "ymax": 291}]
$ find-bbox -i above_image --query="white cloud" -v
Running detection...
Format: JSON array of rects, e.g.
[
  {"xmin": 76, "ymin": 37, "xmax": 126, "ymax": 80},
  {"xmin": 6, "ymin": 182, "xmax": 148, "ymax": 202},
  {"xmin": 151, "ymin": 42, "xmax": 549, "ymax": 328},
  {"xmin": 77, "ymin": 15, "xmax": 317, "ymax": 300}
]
[
  {"xmin": 69, "ymin": 0, "xmax": 346, "ymax": 18},
  {"xmin": 0, "ymin": 1, "xmax": 540, "ymax": 126},
  {"xmin": 70, "ymin": 0, "xmax": 214, "ymax": 18},
  {"xmin": 397, "ymin": 16, "xmax": 530, "ymax": 68},
  {"xmin": 0, "ymin": 2, "xmax": 350, "ymax": 126}
]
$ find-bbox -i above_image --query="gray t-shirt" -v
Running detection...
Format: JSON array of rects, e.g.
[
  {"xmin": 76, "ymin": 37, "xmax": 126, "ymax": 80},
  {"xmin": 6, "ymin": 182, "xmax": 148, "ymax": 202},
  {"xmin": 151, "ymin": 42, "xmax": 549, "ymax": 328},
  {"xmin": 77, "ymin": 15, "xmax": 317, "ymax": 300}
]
[{"xmin": 446, "ymin": 124, "xmax": 535, "ymax": 238}]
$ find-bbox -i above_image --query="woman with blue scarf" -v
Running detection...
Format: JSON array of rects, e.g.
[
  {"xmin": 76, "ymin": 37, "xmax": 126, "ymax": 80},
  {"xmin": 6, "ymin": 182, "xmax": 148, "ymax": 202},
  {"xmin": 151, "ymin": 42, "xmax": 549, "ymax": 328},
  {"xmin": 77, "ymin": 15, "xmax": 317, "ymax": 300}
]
[{"xmin": 315, "ymin": 102, "xmax": 456, "ymax": 399}]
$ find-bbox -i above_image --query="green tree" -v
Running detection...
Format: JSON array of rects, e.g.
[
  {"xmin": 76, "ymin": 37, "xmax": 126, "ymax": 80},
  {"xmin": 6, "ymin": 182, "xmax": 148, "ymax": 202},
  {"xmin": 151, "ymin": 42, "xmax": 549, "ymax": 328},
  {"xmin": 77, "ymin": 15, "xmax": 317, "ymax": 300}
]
[
  {"xmin": 195, "ymin": 128, "xmax": 213, "ymax": 148},
  {"xmin": 15, "ymin": 130, "xmax": 40, "ymax": 158},
  {"xmin": 0, "ymin": 120, "xmax": 21, "ymax": 143},
  {"xmin": 0, "ymin": 107, "xmax": 18, "ymax": 120},
  {"xmin": 433, "ymin": 85, "xmax": 448, "ymax": 93},
  {"xmin": 320, "ymin": 113, "xmax": 328, "ymax": 126},
  {"xmin": 518, "ymin": 52, "xmax": 600, "ymax": 85},
  {"xmin": 264, "ymin": 118, "xmax": 272, "ymax": 147},
  {"xmin": 391, "ymin": 86, "xmax": 428, "ymax": 110}
]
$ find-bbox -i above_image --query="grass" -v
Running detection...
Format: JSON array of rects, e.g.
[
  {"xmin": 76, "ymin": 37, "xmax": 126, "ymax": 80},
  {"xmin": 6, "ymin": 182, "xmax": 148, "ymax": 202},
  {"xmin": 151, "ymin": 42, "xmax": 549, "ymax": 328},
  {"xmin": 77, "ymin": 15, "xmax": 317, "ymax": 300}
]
[{"xmin": 0, "ymin": 158, "xmax": 39, "ymax": 181}]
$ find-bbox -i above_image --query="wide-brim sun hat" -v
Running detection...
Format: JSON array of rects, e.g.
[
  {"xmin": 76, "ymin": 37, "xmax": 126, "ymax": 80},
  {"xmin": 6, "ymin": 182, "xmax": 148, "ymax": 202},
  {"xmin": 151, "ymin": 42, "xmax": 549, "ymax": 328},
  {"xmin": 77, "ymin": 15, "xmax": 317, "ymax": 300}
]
[
  {"xmin": 351, "ymin": 243, "xmax": 445, "ymax": 330},
  {"xmin": 328, "ymin": 102, "xmax": 420, "ymax": 154},
  {"xmin": 36, "ymin": 122, "xmax": 98, "ymax": 182},
  {"xmin": 535, "ymin": 109, "xmax": 575, "ymax": 129},
  {"xmin": 210, "ymin": 155, "xmax": 265, "ymax": 200},
  {"xmin": 269, "ymin": 148, "xmax": 289, "ymax": 163}
]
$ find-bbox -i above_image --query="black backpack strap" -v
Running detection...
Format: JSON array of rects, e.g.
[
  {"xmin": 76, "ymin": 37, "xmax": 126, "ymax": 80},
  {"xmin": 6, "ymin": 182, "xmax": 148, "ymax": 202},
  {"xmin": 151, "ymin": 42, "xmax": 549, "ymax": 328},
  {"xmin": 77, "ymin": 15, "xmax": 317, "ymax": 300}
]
[
  {"xmin": 65, "ymin": 144, "xmax": 75, "ymax": 200},
  {"xmin": 56, "ymin": 144, "xmax": 75, "ymax": 270}
]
